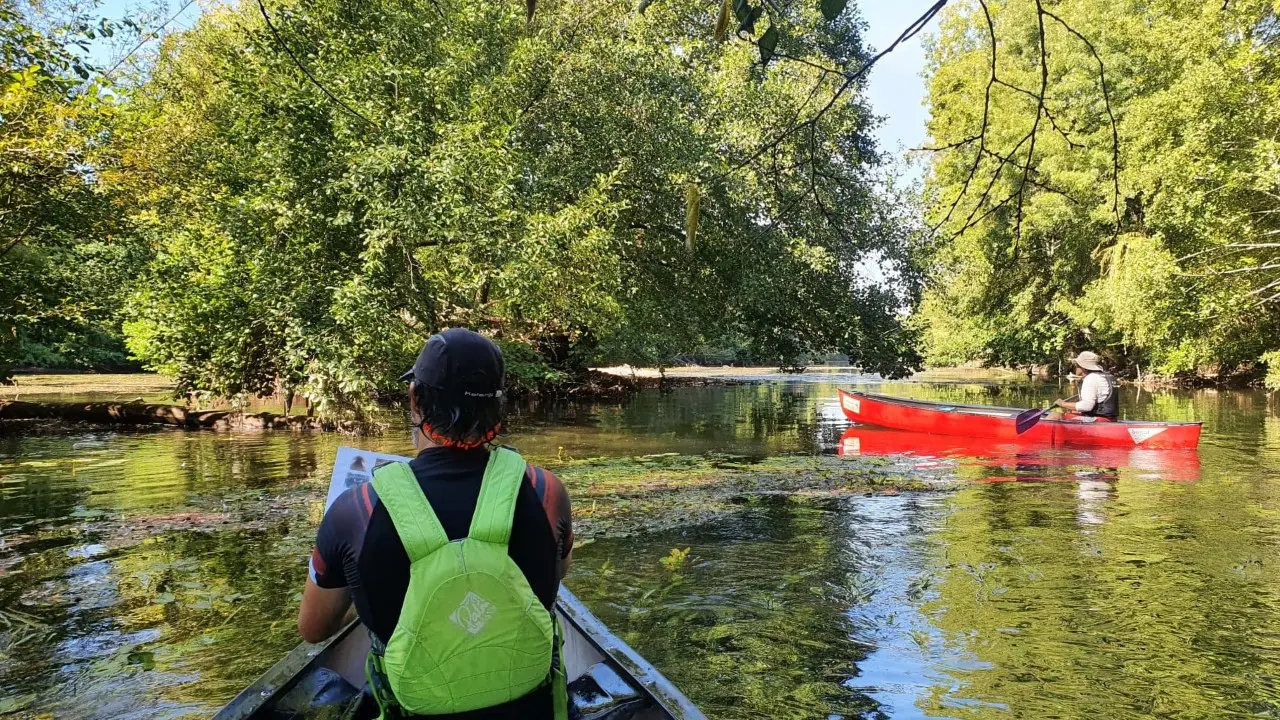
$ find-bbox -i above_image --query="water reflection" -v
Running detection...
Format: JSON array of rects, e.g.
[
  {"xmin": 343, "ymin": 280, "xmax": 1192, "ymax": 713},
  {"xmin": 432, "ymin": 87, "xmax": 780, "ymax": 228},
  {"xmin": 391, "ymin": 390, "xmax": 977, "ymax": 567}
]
[
  {"xmin": 0, "ymin": 378, "xmax": 1277, "ymax": 719},
  {"xmin": 836, "ymin": 426, "xmax": 1203, "ymax": 484}
]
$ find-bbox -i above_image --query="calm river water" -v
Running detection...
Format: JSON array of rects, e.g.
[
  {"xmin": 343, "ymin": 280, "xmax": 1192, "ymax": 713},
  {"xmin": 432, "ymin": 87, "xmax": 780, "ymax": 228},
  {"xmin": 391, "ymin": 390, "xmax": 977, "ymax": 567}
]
[{"xmin": 1, "ymin": 373, "xmax": 1278, "ymax": 719}]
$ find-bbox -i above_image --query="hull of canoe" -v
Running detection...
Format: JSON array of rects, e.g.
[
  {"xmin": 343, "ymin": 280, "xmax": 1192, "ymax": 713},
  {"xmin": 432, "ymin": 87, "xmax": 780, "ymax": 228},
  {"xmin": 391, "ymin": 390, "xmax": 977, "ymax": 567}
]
[
  {"xmin": 837, "ymin": 390, "xmax": 1202, "ymax": 449},
  {"xmin": 837, "ymin": 426, "xmax": 1202, "ymax": 481},
  {"xmin": 212, "ymin": 588, "xmax": 703, "ymax": 720}
]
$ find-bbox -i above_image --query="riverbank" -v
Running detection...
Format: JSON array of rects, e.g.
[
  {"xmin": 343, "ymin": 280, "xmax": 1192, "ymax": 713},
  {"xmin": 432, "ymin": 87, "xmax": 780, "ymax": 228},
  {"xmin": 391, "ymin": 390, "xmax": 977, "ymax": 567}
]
[{"xmin": 0, "ymin": 371, "xmax": 742, "ymax": 434}]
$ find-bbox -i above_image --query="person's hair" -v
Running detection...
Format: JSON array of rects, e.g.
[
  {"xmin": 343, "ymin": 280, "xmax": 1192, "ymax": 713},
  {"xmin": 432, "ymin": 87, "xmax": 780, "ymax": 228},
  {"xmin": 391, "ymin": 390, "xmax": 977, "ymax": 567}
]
[{"xmin": 413, "ymin": 383, "xmax": 503, "ymax": 449}]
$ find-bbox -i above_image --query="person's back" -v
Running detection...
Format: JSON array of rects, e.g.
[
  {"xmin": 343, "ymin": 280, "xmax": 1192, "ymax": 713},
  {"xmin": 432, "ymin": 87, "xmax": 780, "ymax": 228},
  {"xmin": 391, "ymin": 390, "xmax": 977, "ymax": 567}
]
[
  {"xmin": 1054, "ymin": 351, "xmax": 1119, "ymax": 421},
  {"xmin": 298, "ymin": 329, "xmax": 573, "ymax": 719},
  {"xmin": 1078, "ymin": 370, "xmax": 1118, "ymax": 420}
]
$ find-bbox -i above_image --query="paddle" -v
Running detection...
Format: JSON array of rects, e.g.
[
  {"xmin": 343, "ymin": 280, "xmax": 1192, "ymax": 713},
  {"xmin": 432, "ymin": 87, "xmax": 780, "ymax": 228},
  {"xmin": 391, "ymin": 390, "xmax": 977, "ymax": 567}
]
[{"xmin": 1015, "ymin": 394, "xmax": 1078, "ymax": 434}]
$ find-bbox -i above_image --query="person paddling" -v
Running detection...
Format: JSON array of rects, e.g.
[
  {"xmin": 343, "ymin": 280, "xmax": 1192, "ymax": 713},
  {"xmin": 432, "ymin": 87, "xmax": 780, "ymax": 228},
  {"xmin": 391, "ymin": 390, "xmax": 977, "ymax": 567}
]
[
  {"xmin": 297, "ymin": 328, "xmax": 574, "ymax": 719},
  {"xmin": 1053, "ymin": 351, "xmax": 1119, "ymax": 421}
]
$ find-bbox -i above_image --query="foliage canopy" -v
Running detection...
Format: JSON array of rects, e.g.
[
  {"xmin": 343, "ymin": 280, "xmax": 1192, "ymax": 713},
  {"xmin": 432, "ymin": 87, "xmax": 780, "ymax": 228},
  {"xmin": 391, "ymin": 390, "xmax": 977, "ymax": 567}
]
[
  {"xmin": 0, "ymin": 0, "xmax": 141, "ymax": 378},
  {"xmin": 919, "ymin": 0, "xmax": 1280, "ymax": 382},
  {"xmin": 113, "ymin": 0, "xmax": 920, "ymax": 406}
]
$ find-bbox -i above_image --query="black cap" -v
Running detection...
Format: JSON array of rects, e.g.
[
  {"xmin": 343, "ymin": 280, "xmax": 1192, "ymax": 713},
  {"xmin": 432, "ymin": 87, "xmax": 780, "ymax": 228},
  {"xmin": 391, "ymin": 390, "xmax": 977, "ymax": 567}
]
[{"xmin": 399, "ymin": 328, "xmax": 505, "ymax": 398}]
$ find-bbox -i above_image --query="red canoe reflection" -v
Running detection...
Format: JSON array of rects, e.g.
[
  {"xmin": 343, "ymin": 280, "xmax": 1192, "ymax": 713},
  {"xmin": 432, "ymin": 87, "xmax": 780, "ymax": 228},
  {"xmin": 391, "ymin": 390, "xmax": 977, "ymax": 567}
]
[{"xmin": 837, "ymin": 426, "xmax": 1201, "ymax": 482}]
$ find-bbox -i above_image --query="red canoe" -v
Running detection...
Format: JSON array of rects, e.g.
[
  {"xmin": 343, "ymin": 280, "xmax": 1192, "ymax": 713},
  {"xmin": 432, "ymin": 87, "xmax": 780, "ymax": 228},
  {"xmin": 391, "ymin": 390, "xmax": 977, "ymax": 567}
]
[
  {"xmin": 837, "ymin": 389, "xmax": 1202, "ymax": 449},
  {"xmin": 837, "ymin": 427, "xmax": 1202, "ymax": 481}
]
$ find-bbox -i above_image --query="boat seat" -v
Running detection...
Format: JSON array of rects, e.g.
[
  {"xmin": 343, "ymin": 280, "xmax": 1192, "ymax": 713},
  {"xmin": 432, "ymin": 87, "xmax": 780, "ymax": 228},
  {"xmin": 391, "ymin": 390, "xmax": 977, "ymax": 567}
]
[
  {"xmin": 268, "ymin": 667, "xmax": 362, "ymax": 718},
  {"xmin": 568, "ymin": 661, "xmax": 648, "ymax": 720},
  {"xmin": 262, "ymin": 658, "xmax": 650, "ymax": 719}
]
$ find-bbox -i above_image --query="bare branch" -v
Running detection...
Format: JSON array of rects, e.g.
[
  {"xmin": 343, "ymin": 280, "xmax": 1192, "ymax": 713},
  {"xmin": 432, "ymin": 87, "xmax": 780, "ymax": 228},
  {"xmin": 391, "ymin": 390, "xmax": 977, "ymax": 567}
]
[
  {"xmin": 929, "ymin": 0, "xmax": 998, "ymax": 233},
  {"xmin": 1010, "ymin": 0, "xmax": 1051, "ymax": 246},
  {"xmin": 992, "ymin": 79, "xmax": 1083, "ymax": 149},
  {"xmin": 1042, "ymin": 8, "xmax": 1121, "ymax": 236},
  {"xmin": 1176, "ymin": 242, "xmax": 1280, "ymax": 263},
  {"xmin": 920, "ymin": 2, "xmax": 1119, "ymax": 248},
  {"xmin": 980, "ymin": 148, "xmax": 1081, "ymax": 203},
  {"xmin": 0, "ymin": 219, "xmax": 37, "ymax": 259},
  {"xmin": 1247, "ymin": 278, "xmax": 1280, "ymax": 304},
  {"xmin": 738, "ymin": 33, "xmax": 847, "ymax": 77},
  {"xmin": 1177, "ymin": 262, "xmax": 1280, "ymax": 278},
  {"xmin": 710, "ymin": 0, "xmax": 950, "ymax": 185},
  {"xmin": 102, "ymin": 0, "xmax": 198, "ymax": 79},
  {"xmin": 255, "ymin": 0, "xmax": 377, "ymax": 128},
  {"xmin": 914, "ymin": 135, "xmax": 980, "ymax": 152}
]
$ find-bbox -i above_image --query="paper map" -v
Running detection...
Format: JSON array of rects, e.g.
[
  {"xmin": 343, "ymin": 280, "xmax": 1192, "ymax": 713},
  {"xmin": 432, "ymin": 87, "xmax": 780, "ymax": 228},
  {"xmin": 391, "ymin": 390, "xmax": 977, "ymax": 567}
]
[{"xmin": 325, "ymin": 446, "xmax": 412, "ymax": 511}]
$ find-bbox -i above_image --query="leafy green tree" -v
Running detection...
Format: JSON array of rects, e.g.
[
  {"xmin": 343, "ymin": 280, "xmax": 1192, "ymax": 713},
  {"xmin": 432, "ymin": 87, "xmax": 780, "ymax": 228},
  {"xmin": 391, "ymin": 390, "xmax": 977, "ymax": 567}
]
[
  {"xmin": 919, "ymin": 0, "xmax": 1280, "ymax": 379},
  {"xmin": 120, "ymin": 0, "xmax": 922, "ymax": 409},
  {"xmin": 0, "ymin": 0, "xmax": 141, "ymax": 379}
]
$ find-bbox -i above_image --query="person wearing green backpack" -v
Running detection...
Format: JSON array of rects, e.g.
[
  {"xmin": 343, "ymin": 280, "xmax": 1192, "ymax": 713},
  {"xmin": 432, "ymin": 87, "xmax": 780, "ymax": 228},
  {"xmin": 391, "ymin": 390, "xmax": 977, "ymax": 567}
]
[{"xmin": 298, "ymin": 328, "xmax": 574, "ymax": 719}]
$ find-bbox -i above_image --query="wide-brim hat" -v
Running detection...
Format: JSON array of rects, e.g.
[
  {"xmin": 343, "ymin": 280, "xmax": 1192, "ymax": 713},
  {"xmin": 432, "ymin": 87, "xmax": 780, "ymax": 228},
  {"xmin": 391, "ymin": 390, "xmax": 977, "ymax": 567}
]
[{"xmin": 1071, "ymin": 351, "xmax": 1105, "ymax": 372}]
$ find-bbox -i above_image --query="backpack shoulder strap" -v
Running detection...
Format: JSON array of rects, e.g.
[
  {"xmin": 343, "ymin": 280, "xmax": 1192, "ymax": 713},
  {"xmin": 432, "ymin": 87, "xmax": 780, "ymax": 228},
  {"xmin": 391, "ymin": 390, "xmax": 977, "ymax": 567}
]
[
  {"xmin": 469, "ymin": 447, "xmax": 527, "ymax": 545},
  {"xmin": 369, "ymin": 462, "xmax": 450, "ymax": 562}
]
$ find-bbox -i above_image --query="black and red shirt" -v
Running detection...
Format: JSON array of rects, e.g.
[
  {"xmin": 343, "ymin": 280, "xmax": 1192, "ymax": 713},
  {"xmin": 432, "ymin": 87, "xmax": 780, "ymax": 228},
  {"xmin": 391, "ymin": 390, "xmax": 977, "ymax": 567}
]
[{"xmin": 309, "ymin": 445, "xmax": 573, "ymax": 719}]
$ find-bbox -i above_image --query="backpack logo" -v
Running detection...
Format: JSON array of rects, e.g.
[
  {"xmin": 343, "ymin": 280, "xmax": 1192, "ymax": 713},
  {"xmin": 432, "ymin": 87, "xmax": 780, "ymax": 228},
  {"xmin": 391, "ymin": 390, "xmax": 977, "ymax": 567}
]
[{"xmin": 449, "ymin": 592, "xmax": 496, "ymax": 635}]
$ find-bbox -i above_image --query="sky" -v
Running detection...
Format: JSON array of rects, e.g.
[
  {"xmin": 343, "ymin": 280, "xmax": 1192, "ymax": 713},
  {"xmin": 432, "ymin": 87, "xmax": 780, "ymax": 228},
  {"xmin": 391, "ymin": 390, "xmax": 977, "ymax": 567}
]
[
  {"xmin": 860, "ymin": 2, "xmax": 931, "ymax": 152},
  {"xmin": 859, "ymin": 1, "xmax": 934, "ymax": 169}
]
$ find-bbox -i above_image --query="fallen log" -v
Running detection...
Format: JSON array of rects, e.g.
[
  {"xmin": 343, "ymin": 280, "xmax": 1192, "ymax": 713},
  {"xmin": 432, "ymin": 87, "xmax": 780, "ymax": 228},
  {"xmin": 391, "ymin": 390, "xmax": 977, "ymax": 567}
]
[{"xmin": 0, "ymin": 400, "xmax": 362, "ymax": 432}]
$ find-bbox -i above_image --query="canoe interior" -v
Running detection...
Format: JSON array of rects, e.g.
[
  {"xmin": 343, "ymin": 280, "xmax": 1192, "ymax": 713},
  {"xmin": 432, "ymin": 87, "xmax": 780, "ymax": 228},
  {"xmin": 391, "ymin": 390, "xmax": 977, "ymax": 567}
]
[
  {"xmin": 854, "ymin": 390, "xmax": 1028, "ymax": 417},
  {"xmin": 212, "ymin": 587, "xmax": 703, "ymax": 720},
  {"xmin": 848, "ymin": 390, "xmax": 1202, "ymax": 427}
]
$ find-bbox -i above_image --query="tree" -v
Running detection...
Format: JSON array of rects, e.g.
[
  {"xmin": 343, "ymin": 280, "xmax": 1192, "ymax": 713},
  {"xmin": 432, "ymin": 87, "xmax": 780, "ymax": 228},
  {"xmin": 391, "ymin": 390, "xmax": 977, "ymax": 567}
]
[
  {"xmin": 919, "ymin": 0, "xmax": 1280, "ymax": 379},
  {"xmin": 0, "ymin": 0, "xmax": 140, "ymax": 379},
  {"xmin": 119, "ymin": 0, "xmax": 923, "ymax": 409}
]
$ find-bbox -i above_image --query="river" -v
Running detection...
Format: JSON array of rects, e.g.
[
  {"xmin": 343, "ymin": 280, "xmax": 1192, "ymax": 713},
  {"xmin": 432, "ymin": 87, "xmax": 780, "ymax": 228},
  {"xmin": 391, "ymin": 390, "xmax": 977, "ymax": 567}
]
[{"xmin": 1, "ymin": 373, "xmax": 1277, "ymax": 718}]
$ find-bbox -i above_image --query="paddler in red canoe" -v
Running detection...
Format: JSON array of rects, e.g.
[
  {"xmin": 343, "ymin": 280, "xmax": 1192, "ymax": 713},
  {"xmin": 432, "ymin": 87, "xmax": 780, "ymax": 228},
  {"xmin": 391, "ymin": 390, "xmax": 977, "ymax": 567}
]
[{"xmin": 1052, "ymin": 351, "xmax": 1119, "ymax": 421}]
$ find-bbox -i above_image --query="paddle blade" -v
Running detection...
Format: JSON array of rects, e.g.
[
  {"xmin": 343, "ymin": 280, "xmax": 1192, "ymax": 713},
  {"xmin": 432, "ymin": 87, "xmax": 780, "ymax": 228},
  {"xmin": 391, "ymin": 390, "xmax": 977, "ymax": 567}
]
[{"xmin": 1015, "ymin": 407, "xmax": 1047, "ymax": 434}]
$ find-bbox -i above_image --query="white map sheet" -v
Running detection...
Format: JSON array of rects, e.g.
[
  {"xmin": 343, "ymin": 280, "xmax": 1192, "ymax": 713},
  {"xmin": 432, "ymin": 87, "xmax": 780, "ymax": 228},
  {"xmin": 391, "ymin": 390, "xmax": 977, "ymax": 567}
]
[{"xmin": 324, "ymin": 446, "xmax": 412, "ymax": 511}]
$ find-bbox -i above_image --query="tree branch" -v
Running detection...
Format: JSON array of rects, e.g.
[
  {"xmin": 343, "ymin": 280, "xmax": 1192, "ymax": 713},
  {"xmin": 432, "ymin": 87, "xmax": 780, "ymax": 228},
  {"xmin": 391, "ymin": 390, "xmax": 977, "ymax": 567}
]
[
  {"xmin": 1011, "ymin": 0, "xmax": 1050, "ymax": 247},
  {"xmin": 255, "ymin": 0, "xmax": 377, "ymax": 128},
  {"xmin": 710, "ymin": 0, "xmax": 950, "ymax": 185},
  {"xmin": 928, "ymin": 0, "xmax": 998, "ymax": 233},
  {"xmin": 1042, "ymin": 8, "xmax": 1121, "ymax": 236}
]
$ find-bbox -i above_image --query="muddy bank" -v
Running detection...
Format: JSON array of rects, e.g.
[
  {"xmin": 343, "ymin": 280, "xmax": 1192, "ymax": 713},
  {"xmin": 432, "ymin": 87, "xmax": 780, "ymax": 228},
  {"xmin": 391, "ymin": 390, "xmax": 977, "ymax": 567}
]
[
  {"xmin": 0, "ymin": 400, "xmax": 367, "ymax": 434},
  {"xmin": 1, "ymin": 371, "xmax": 741, "ymax": 434}
]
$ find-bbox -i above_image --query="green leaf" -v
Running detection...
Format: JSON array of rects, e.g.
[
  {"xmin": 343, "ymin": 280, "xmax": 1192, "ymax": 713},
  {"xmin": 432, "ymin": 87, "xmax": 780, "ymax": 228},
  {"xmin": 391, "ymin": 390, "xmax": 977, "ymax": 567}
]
[
  {"xmin": 153, "ymin": 592, "xmax": 176, "ymax": 605},
  {"xmin": 738, "ymin": 5, "xmax": 763, "ymax": 34},
  {"xmin": 759, "ymin": 25, "xmax": 779, "ymax": 65},
  {"xmin": 819, "ymin": 0, "xmax": 847, "ymax": 21},
  {"xmin": 684, "ymin": 183, "xmax": 701, "ymax": 252},
  {"xmin": 714, "ymin": 0, "xmax": 731, "ymax": 42}
]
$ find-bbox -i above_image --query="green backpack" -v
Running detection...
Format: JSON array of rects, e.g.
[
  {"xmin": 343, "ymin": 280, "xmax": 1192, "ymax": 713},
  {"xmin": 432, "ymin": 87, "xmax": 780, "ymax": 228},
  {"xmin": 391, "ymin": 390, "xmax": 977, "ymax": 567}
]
[{"xmin": 367, "ymin": 447, "xmax": 565, "ymax": 717}]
